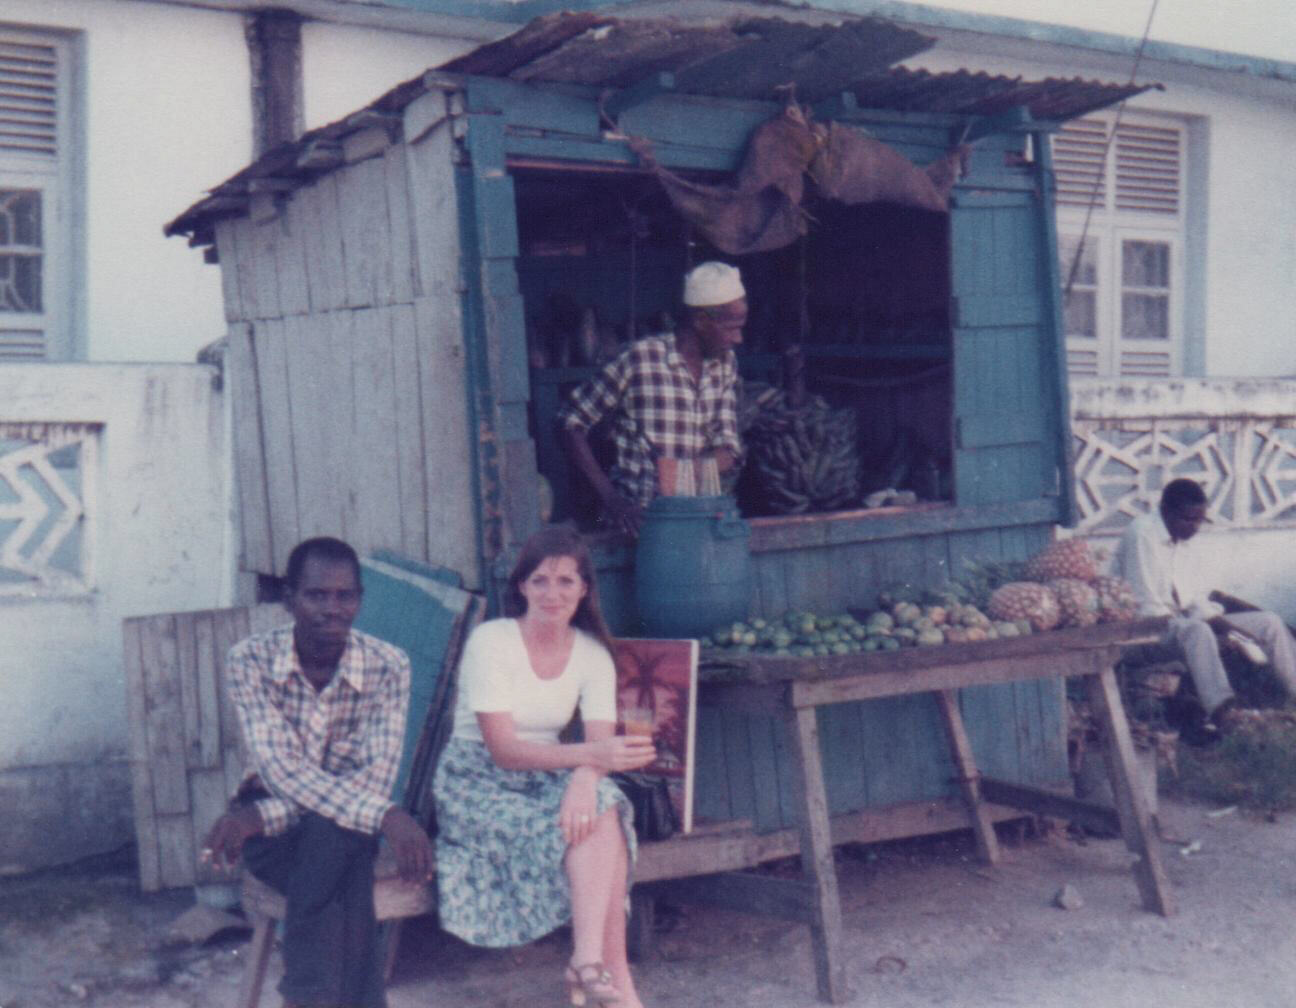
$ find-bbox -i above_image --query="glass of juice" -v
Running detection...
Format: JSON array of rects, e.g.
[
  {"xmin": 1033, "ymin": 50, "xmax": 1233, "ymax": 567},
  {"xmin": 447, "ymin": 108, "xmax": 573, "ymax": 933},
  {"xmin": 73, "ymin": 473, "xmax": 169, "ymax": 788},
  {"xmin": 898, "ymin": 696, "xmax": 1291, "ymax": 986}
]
[{"xmin": 623, "ymin": 705, "xmax": 654, "ymax": 739}]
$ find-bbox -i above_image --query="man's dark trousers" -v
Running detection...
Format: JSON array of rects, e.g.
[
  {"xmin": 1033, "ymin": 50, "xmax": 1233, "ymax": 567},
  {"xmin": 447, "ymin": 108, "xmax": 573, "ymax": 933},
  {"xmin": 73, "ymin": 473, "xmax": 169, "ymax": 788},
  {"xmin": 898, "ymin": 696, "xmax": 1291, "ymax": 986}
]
[{"xmin": 243, "ymin": 811, "xmax": 385, "ymax": 1008}]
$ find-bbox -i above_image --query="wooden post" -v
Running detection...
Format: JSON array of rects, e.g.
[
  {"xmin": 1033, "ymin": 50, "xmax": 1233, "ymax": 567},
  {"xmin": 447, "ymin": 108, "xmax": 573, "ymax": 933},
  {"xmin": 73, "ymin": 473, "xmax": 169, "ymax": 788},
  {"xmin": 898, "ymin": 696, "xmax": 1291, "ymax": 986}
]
[
  {"xmin": 934, "ymin": 689, "xmax": 1000, "ymax": 865},
  {"xmin": 785, "ymin": 705, "xmax": 849, "ymax": 1004},
  {"xmin": 1085, "ymin": 662, "xmax": 1176, "ymax": 916}
]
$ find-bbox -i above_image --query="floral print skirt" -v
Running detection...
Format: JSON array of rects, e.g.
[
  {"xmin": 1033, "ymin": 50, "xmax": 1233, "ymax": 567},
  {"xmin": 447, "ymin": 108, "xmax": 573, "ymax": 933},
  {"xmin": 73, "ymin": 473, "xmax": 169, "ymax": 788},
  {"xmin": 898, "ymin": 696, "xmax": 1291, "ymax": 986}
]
[{"xmin": 432, "ymin": 738, "xmax": 637, "ymax": 948}]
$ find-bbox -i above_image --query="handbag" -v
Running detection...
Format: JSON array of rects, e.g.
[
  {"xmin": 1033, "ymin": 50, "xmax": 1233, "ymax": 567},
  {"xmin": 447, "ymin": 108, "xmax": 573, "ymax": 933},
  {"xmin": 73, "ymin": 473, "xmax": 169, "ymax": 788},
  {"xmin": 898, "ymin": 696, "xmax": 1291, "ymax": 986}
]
[{"xmin": 610, "ymin": 772, "xmax": 679, "ymax": 843}]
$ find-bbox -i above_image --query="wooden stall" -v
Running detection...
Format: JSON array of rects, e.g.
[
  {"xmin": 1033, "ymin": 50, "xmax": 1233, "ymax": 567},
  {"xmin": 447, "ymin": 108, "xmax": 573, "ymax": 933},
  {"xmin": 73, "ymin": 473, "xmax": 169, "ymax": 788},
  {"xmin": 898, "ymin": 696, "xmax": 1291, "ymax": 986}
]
[{"xmin": 166, "ymin": 5, "xmax": 1160, "ymax": 971}]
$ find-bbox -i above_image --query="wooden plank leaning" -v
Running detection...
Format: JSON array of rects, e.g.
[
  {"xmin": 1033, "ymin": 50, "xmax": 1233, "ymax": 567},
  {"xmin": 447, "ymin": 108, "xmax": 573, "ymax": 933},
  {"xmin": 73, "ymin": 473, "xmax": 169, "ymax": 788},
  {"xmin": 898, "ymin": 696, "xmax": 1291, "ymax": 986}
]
[
  {"xmin": 934, "ymin": 688, "xmax": 1000, "ymax": 865},
  {"xmin": 785, "ymin": 703, "xmax": 850, "ymax": 1004},
  {"xmin": 1086, "ymin": 657, "xmax": 1176, "ymax": 917}
]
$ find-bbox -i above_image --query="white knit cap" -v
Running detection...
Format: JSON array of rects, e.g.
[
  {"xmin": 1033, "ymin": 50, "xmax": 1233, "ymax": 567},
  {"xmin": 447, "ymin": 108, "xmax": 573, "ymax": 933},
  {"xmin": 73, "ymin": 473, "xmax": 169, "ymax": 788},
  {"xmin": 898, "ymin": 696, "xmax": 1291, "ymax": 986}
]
[{"xmin": 683, "ymin": 261, "xmax": 745, "ymax": 307}]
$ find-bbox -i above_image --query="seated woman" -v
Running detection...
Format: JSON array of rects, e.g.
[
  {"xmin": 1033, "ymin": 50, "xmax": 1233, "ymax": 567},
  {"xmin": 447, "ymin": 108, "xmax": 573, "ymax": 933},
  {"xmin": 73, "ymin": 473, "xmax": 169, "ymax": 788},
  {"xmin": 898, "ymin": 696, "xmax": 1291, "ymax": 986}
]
[{"xmin": 434, "ymin": 526, "xmax": 657, "ymax": 1007}]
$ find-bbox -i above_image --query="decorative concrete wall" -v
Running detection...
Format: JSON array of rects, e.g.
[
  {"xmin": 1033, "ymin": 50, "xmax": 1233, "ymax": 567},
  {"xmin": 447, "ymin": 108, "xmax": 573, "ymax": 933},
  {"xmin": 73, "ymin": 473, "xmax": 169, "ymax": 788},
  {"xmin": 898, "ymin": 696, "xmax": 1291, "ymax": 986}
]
[
  {"xmin": 0, "ymin": 364, "xmax": 231, "ymax": 872},
  {"xmin": 1071, "ymin": 377, "xmax": 1296, "ymax": 621}
]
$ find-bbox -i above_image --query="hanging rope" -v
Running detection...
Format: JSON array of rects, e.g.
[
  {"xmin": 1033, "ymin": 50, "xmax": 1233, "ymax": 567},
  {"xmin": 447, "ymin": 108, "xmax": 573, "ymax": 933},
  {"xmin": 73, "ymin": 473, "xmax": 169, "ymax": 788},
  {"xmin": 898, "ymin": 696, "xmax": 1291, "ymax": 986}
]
[{"xmin": 1061, "ymin": 0, "xmax": 1162, "ymax": 299}]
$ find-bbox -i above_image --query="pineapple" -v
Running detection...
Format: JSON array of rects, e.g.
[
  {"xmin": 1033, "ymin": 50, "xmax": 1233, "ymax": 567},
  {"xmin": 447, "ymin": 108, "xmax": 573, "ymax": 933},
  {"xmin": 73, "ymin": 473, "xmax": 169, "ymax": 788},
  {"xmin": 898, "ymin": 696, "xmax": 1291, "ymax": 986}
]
[
  {"xmin": 1047, "ymin": 578, "xmax": 1100, "ymax": 628},
  {"xmin": 1023, "ymin": 539, "xmax": 1099, "ymax": 583},
  {"xmin": 987, "ymin": 582, "xmax": 1061, "ymax": 633},
  {"xmin": 1092, "ymin": 575, "xmax": 1139, "ymax": 623}
]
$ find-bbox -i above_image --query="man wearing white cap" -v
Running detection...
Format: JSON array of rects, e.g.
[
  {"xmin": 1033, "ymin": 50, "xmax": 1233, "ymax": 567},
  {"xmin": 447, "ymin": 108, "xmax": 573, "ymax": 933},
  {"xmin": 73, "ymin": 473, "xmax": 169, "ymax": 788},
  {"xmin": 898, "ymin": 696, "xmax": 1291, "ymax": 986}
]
[{"xmin": 560, "ymin": 261, "xmax": 746, "ymax": 534}]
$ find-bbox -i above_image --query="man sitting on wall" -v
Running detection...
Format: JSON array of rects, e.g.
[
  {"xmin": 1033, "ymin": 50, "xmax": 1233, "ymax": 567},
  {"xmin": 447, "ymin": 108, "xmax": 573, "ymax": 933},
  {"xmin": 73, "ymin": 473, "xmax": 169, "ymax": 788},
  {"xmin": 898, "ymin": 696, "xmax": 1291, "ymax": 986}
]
[
  {"xmin": 202, "ymin": 537, "xmax": 432, "ymax": 1008},
  {"xmin": 1113, "ymin": 478, "xmax": 1296, "ymax": 738},
  {"xmin": 560, "ymin": 260, "xmax": 747, "ymax": 534}
]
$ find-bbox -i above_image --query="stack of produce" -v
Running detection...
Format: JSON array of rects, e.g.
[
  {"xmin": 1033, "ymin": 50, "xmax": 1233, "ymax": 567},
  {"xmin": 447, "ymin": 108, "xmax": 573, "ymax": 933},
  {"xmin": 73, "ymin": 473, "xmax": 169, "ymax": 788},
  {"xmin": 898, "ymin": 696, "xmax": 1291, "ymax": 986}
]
[
  {"xmin": 981, "ymin": 539, "xmax": 1140, "ymax": 630},
  {"xmin": 742, "ymin": 388, "xmax": 859, "ymax": 514},
  {"xmin": 703, "ymin": 540, "xmax": 1142, "ymax": 658}
]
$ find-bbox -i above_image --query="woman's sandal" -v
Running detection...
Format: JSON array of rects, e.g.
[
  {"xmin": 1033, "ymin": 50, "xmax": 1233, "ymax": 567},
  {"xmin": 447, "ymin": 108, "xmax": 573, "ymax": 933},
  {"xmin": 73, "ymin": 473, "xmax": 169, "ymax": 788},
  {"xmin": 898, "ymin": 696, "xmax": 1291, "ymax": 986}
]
[{"xmin": 565, "ymin": 961, "xmax": 623, "ymax": 1007}]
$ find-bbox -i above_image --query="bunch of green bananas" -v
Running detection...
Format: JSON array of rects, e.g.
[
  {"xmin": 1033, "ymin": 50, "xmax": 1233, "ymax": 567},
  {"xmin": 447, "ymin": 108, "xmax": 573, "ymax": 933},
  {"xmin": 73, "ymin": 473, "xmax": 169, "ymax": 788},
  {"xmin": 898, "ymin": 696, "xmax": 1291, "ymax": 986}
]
[{"xmin": 745, "ymin": 390, "xmax": 860, "ymax": 514}]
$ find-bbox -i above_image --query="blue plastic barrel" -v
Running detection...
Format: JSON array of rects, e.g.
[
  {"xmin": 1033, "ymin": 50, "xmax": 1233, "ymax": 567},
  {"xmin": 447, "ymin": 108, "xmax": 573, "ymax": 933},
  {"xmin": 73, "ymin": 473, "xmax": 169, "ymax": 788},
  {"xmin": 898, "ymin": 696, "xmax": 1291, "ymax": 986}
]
[{"xmin": 634, "ymin": 495, "xmax": 753, "ymax": 638}]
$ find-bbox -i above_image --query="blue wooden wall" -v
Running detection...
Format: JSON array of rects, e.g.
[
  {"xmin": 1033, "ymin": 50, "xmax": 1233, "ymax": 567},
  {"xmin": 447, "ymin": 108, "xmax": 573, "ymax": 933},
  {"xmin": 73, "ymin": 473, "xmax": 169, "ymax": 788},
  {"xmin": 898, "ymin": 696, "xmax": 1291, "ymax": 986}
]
[{"xmin": 459, "ymin": 76, "xmax": 1073, "ymax": 829}]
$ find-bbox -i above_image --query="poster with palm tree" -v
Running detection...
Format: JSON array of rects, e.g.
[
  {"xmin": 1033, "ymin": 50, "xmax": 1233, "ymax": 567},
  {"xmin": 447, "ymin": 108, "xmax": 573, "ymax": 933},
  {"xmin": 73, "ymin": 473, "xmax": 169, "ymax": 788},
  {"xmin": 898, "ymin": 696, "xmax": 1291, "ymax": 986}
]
[{"xmin": 612, "ymin": 638, "xmax": 699, "ymax": 833}]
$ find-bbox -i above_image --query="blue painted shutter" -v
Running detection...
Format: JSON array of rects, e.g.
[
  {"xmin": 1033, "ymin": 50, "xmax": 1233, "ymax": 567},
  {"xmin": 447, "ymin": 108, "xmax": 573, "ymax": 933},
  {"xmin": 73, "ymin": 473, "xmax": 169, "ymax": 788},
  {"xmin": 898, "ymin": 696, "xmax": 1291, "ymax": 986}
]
[{"xmin": 950, "ymin": 188, "xmax": 1068, "ymax": 511}]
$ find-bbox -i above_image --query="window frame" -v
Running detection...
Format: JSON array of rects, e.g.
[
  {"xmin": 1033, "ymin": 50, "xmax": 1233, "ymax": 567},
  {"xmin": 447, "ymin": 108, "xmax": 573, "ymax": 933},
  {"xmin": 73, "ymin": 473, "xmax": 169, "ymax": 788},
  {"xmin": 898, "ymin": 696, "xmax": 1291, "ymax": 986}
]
[
  {"xmin": 0, "ymin": 29, "xmax": 76, "ymax": 361},
  {"xmin": 1054, "ymin": 110, "xmax": 1187, "ymax": 379}
]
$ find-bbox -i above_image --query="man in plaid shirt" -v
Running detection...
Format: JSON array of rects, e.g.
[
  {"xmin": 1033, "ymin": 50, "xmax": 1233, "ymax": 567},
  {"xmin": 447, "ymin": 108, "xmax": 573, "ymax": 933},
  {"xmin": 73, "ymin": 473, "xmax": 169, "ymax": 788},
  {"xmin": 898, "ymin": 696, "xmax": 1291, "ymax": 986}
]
[
  {"xmin": 560, "ymin": 261, "xmax": 747, "ymax": 534},
  {"xmin": 202, "ymin": 537, "xmax": 431, "ymax": 1008}
]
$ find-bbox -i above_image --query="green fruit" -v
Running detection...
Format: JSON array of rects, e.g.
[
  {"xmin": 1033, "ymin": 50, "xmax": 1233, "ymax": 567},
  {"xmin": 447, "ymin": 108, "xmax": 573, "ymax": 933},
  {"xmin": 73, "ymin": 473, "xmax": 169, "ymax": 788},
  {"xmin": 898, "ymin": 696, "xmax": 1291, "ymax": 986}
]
[
  {"xmin": 881, "ymin": 637, "xmax": 901, "ymax": 651},
  {"xmin": 742, "ymin": 631, "xmax": 758, "ymax": 646},
  {"xmin": 862, "ymin": 637, "xmax": 881, "ymax": 652},
  {"xmin": 751, "ymin": 618, "xmax": 767, "ymax": 630}
]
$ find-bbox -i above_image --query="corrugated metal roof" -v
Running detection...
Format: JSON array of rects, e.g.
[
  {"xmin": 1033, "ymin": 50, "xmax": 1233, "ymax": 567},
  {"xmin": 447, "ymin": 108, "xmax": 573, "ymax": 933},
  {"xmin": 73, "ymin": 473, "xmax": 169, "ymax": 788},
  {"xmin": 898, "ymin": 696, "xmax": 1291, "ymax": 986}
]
[
  {"xmin": 440, "ymin": 13, "xmax": 936, "ymax": 98},
  {"xmin": 165, "ymin": 11, "xmax": 1159, "ymax": 243}
]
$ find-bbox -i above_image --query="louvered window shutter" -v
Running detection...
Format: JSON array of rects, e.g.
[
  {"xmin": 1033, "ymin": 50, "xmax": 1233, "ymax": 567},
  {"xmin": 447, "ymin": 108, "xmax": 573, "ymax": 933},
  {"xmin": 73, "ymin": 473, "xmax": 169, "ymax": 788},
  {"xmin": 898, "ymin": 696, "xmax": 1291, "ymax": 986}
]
[
  {"xmin": 0, "ymin": 34, "xmax": 61, "ymax": 360},
  {"xmin": 1, "ymin": 38, "xmax": 58, "ymax": 159},
  {"xmin": 1053, "ymin": 113, "xmax": 1184, "ymax": 379}
]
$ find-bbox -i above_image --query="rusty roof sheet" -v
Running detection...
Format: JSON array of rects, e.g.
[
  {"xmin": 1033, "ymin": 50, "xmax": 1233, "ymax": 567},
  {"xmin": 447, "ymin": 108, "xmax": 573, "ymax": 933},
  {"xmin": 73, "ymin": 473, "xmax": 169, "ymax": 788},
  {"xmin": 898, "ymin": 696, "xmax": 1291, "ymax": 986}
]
[
  {"xmin": 849, "ymin": 67, "xmax": 1155, "ymax": 121},
  {"xmin": 441, "ymin": 14, "xmax": 936, "ymax": 99},
  {"xmin": 165, "ymin": 11, "xmax": 1159, "ymax": 243}
]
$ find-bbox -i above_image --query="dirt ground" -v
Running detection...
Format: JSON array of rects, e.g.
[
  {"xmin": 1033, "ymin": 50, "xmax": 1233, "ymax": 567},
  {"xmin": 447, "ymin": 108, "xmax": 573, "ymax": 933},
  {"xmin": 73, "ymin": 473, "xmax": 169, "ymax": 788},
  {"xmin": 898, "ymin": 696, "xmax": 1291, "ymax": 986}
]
[{"xmin": 4, "ymin": 796, "xmax": 1296, "ymax": 1008}]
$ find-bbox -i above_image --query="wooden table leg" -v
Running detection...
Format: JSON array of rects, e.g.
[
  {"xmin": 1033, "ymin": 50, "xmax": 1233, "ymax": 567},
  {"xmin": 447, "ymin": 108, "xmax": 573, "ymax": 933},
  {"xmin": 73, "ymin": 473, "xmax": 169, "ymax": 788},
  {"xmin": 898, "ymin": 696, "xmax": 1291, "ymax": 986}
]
[
  {"xmin": 935, "ymin": 689, "xmax": 1000, "ymax": 866},
  {"xmin": 1085, "ymin": 665, "xmax": 1177, "ymax": 916},
  {"xmin": 786, "ymin": 705, "xmax": 850, "ymax": 1004}
]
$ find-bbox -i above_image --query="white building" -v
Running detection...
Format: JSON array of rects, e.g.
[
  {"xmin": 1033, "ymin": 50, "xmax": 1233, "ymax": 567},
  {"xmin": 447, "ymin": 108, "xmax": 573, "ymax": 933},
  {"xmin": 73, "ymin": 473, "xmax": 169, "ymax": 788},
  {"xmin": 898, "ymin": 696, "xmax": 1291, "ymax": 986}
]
[{"xmin": 3, "ymin": 0, "xmax": 1293, "ymax": 872}]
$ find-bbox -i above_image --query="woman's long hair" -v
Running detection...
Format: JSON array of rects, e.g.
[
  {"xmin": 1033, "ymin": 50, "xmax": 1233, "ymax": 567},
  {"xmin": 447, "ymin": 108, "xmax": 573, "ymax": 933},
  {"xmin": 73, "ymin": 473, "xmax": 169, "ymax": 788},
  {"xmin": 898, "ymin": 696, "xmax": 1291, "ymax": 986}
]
[{"xmin": 504, "ymin": 525, "xmax": 617, "ymax": 658}]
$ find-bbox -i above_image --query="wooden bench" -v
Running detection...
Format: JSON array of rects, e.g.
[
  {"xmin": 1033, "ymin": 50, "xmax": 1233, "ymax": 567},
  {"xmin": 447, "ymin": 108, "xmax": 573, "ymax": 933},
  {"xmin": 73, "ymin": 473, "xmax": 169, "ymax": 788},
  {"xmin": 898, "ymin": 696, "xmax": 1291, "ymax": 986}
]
[{"xmin": 236, "ymin": 848, "xmax": 437, "ymax": 1008}]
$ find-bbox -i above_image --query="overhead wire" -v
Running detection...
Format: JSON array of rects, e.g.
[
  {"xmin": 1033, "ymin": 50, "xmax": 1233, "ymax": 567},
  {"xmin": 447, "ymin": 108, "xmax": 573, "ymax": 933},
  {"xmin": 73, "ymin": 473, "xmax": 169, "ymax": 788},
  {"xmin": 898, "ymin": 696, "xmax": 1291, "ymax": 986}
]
[{"xmin": 1061, "ymin": 0, "xmax": 1162, "ymax": 300}]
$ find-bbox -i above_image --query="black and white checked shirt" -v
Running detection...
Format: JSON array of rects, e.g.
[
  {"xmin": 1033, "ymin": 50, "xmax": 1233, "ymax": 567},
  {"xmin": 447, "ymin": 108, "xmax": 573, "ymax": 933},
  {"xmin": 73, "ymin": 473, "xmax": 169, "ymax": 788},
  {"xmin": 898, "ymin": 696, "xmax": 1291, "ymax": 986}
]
[
  {"xmin": 226, "ymin": 625, "xmax": 410, "ymax": 836},
  {"xmin": 559, "ymin": 333, "xmax": 742, "ymax": 506}
]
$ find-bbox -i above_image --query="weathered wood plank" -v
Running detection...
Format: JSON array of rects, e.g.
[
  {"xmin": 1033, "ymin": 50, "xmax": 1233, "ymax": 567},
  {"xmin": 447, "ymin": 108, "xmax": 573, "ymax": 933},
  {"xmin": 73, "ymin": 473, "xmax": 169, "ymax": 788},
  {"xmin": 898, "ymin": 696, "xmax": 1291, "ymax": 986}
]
[
  {"xmin": 383, "ymin": 144, "xmax": 417, "ymax": 305},
  {"xmin": 746, "ymin": 715, "xmax": 783, "ymax": 833},
  {"xmin": 718, "ymin": 706, "xmax": 754, "ymax": 823},
  {"xmin": 174, "ymin": 611, "xmax": 203, "ymax": 770},
  {"xmin": 248, "ymin": 219, "xmax": 283, "ymax": 321},
  {"xmin": 192, "ymin": 610, "xmax": 222, "ymax": 768},
  {"xmin": 785, "ymin": 704, "xmax": 849, "ymax": 1003},
  {"xmin": 934, "ymin": 689, "xmax": 1000, "ymax": 865},
  {"xmin": 189, "ymin": 767, "xmax": 236, "ymax": 886},
  {"xmin": 256, "ymin": 319, "xmax": 303, "ymax": 573},
  {"xmin": 692, "ymin": 704, "xmax": 731, "ymax": 823},
  {"xmin": 337, "ymin": 156, "xmax": 390, "ymax": 309},
  {"xmin": 142, "ymin": 615, "xmax": 190, "ymax": 817},
  {"xmin": 818, "ymin": 703, "xmax": 866, "ymax": 815},
  {"xmin": 273, "ymin": 197, "xmax": 311, "ymax": 316},
  {"xmin": 155, "ymin": 814, "xmax": 198, "ymax": 890},
  {"xmin": 980, "ymin": 778, "xmax": 1120, "ymax": 836},
  {"xmin": 636, "ymin": 797, "xmax": 1024, "ymax": 883},
  {"xmin": 299, "ymin": 174, "xmax": 348, "ymax": 313},
  {"xmin": 404, "ymin": 116, "xmax": 460, "ymax": 307},
  {"xmin": 1086, "ymin": 666, "xmax": 1176, "ymax": 916},
  {"xmin": 351, "ymin": 306, "xmax": 403, "ymax": 554},
  {"xmin": 224, "ymin": 218, "xmax": 260, "ymax": 322},
  {"xmin": 226, "ymin": 323, "xmax": 274, "ymax": 574},
  {"xmin": 282, "ymin": 312, "xmax": 343, "ymax": 544},
  {"xmin": 389, "ymin": 303, "xmax": 428, "ymax": 561},
  {"xmin": 123, "ymin": 618, "xmax": 161, "ymax": 891},
  {"xmin": 213, "ymin": 607, "xmax": 252, "ymax": 764},
  {"xmin": 413, "ymin": 295, "xmax": 478, "ymax": 585},
  {"xmin": 213, "ymin": 219, "xmax": 247, "ymax": 323}
]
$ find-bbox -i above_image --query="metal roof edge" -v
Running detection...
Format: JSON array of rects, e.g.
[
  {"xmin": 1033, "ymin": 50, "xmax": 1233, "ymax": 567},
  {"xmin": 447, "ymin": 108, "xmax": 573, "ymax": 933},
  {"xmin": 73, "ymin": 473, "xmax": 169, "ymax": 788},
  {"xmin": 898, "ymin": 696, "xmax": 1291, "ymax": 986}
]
[
  {"xmin": 450, "ymin": 0, "xmax": 1296, "ymax": 84},
  {"xmin": 122, "ymin": 0, "xmax": 514, "ymax": 41},
  {"xmin": 759, "ymin": 0, "xmax": 1296, "ymax": 84}
]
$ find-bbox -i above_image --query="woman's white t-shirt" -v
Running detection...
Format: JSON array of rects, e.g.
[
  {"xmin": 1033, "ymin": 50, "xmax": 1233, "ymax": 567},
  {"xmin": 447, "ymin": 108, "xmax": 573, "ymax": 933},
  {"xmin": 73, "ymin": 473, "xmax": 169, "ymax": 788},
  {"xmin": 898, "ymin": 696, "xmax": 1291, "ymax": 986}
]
[{"xmin": 450, "ymin": 618, "xmax": 617, "ymax": 744}]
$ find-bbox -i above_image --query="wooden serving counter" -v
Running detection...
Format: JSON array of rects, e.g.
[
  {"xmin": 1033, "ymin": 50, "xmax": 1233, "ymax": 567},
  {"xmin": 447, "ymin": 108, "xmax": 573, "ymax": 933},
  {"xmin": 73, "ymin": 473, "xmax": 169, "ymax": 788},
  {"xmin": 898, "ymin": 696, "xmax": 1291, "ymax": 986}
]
[{"xmin": 641, "ymin": 617, "xmax": 1172, "ymax": 1004}]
